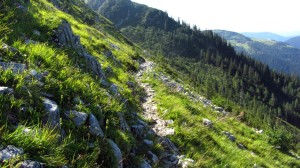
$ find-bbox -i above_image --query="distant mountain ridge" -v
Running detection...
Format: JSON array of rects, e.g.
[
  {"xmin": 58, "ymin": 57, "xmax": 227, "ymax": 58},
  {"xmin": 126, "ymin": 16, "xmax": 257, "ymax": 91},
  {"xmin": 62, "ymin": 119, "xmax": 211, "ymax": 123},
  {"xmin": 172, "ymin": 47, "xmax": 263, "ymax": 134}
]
[
  {"xmin": 286, "ymin": 36, "xmax": 300, "ymax": 48},
  {"xmin": 215, "ymin": 30, "xmax": 300, "ymax": 76},
  {"xmin": 242, "ymin": 32, "xmax": 290, "ymax": 41}
]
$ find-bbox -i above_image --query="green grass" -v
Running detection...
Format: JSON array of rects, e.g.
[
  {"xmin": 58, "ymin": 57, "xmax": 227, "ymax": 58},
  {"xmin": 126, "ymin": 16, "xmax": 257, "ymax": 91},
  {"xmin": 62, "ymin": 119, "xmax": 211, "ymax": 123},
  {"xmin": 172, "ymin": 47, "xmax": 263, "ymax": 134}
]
[
  {"xmin": 0, "ymin": 0, "xmax": 143, "ymax": 167},
  {"xmin": 1, "ymin": 0, "xmax": 300, "ymax": 167},
  {"xmin": 141, "ymin": 65, "xmax": 300, "ymax": 167}
]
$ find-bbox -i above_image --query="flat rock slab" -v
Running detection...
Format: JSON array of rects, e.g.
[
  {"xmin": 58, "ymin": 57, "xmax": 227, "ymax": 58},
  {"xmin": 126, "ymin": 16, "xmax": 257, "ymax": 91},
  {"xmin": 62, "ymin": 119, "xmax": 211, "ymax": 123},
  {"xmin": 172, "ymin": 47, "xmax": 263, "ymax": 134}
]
[{"xmin": 0, "ymin": 62, "xmax": 26, "ymax": 73}]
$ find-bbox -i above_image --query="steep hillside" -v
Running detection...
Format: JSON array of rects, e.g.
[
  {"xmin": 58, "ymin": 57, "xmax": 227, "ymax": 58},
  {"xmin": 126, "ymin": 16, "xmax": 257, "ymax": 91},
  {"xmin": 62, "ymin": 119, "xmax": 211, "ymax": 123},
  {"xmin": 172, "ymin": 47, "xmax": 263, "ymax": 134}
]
[
  {"xmin": 0, "ymin": 0, "xmax": 187, "ymax": 167},
  {"xmin": 242, "ymin": 32, "xmax": 290, "ymax": 41},
  {"xmin": 1, "ymin": 0, "xmax": 300, "ymax": 167},
  {"xmin": 214, "ymin": 30, "xmax": 300, "ymax": 76},
  {"xmin": 86, "ymin": 0, "xmax": 300, "ymax": 130},
  {"xmin": 286, "ymin": 36, "xmax": 300, "ymax": 48}
]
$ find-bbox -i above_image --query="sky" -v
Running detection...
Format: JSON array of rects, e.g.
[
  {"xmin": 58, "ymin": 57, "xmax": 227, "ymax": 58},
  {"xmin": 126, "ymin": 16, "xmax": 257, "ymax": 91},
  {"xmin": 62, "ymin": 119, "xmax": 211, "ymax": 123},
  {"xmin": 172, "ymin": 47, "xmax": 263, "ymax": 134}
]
[{"xmin": 132, "ymin": 0, "xmax": 300, "ymax": 36}]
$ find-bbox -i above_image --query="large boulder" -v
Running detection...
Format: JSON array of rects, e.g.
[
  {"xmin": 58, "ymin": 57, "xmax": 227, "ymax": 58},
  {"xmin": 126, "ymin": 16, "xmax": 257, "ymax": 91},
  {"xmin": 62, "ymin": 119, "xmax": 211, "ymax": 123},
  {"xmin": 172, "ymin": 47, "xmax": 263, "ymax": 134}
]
[
  {"xmin": 64, "ymin": 110, "xmax": 88, "ymax": 127},
  {"xmin": 108, "ymin": 139, "xmax": 123, "ymax": 168},
  {"xmin": 0, "ymin": 145, "xmax": 23, "ymax": 161},
  {"xmin": 89, "ymin": 113, "xmax": 104, "ymax": 138},
  {"xmin": 43, "ymin": 98, "xmax": 60, "ymax": 129}
]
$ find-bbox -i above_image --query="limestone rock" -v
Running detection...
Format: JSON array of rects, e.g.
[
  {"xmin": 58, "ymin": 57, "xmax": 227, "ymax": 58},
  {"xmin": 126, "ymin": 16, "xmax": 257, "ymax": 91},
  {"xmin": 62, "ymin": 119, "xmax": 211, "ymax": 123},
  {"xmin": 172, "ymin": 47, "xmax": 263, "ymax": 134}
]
[
  {"xmin": 89, "ymin": 113, "xmax": 104, "ymax": 138},
  {"xmin": 139, "ymin": 160, "xmax": 151, "ymax": 168},
  {"xmin": 2, "ymin": 43, "xmax": 18, "ymax": 53},
  {"xmin": 143, "ymin": 139, "xmax": 154, "ymax": 147},
  {"xmin": 203, "ymin": 118, "xmax": 213, "ymax": 127},
  {"xmin": 178, "ymin": 155, "xmax": 195, "ymax": 168},
  {"xmin": 161, "ymin": 154, "xmax": 178, "ymax": 168},
  {"xmin": 147, "ymin": 151, "xmax": 159, "ymax": 164},
  {"xmin": 0, "ymin": 62, "xmax": 26, "ymax": 73},
  {"xmin": 20, "ymin": 160, "xmax": 43, "ymax": 168},
  {"xmin": 118, "ymin": 113, "xmax": 130, "ymax": 132},
  {"xmin": 110, "ymin": 84, "xmax": 120, "ymax": 96},
  {"xmin": 43, "ymin": 98, "xmax": 60, "ymax": 129},
  {"xmin": 29, "ymin": 69, "xmax": 44, "ymax": 81},
  {"xmin": 237, "ymin": 143, "xmax": 245, "ymax": 149},
  {"xmin": 0, "ymin": 86, "xmax": 13, "ymax": 95},
  {"xmin": 55, "ymin": 20, "xmax": 83, "ymax": 49},
  {"xmin": 130, "ymin": 125, "xmax": 147, "ymax": 139},
  {"xmin": 0, "ymin": 145, "xmax": 24, "ymax": 161},
  {"xmin": 64, "ymin": 111, "xmax": 88, "ymax": 127},
  {"xmin": 108, "ymin": 139, "xmax": 123, "ymax": 168},
  {"xmin": 82, "ymin": 52, "xmax": 106, "ymax": 80},
  {"xmin": 159, "ymin": 138, "xmax": 179, "ymax": 153},
  {"xmin": 223, "ymin": 131, "xmax": 236, "ymax": 142}
]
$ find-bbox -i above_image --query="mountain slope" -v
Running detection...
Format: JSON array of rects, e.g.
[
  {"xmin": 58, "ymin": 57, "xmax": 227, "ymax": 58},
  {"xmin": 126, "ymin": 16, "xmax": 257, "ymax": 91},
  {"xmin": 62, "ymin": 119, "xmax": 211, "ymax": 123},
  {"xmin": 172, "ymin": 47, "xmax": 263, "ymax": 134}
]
[
  {"xmin": 242, "ymin": 32, "xmax": 290, "ymax": 41},
  {"xmin": 286, "ymin": 36, "xmax": 300, "ymax": 48},
  {"xmin": 0, "ymin": 0, "xmax": 180, "ymax": 167},
  {"xmin": 1, "ymin": 0, "xmax": 300, "ymax": 167},
  {"xmin": 87, "ymin": 0, "xmax": 300, "ymax": 128},
  {"xmin": 214, "ymin": 30, "xmax": 300, "ymax": 76}
]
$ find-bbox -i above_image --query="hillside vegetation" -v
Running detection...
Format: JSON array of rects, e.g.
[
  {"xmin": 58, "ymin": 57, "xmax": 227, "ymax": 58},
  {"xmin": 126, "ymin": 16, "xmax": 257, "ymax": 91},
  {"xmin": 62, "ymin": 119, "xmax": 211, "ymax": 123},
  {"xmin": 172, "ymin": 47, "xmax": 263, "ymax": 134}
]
[
  {"xmin": 1, "ymin": 0, "xmax": 300, "ymax": 167},
  {"xmin": 88, "ymin": 0, "xmax": 300, "ymax": 132}
]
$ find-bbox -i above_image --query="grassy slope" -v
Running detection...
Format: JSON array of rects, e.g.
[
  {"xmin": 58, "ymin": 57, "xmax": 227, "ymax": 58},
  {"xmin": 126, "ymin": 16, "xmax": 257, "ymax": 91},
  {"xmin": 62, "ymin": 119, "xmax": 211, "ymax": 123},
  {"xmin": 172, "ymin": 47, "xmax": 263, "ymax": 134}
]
[
  {"xmin": 1, "ymin": 0, "xmax": 300, "ymax": 167},
  {"xmin": 141, "ymin": 61, "xmax": 300, "ymax": 167},
  {"xmin": 0, "ymin": 0, "xmax": 142, "ymax": 167}
]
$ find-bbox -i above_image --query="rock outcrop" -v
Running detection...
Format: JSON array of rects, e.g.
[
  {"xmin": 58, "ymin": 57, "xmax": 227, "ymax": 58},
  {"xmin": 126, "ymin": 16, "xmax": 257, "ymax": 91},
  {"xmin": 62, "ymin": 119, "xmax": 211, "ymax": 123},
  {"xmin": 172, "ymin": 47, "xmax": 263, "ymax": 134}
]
[
  {"xmin": 53, "ymin": 20, "xmax": 106, "ymax": 80},
  {"xmin": 89, "ymin": 113, "xmax": 104, "ymax": 138},
  {"xmin": 64, "ymin": 110, "xmax": 88, "ymax": 127},
  {"xmin": 43, "ymin": 98, "xmax": 61, "ymax": 129}
]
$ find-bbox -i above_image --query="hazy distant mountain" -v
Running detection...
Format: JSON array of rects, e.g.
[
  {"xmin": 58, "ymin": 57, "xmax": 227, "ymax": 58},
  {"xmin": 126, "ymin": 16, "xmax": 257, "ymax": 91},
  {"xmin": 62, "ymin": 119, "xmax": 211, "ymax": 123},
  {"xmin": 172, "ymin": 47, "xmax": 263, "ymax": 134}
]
[
  {"xmin": 242, "ymin": 32, "xmax": 290, "ymax": 42},
  {"xmin": 215, "ymin": 30, "xmax": 300, "ymax": 76},
  {"xmin": 285, "ymin": 36, "xmax": 300, "ymax": 48}
]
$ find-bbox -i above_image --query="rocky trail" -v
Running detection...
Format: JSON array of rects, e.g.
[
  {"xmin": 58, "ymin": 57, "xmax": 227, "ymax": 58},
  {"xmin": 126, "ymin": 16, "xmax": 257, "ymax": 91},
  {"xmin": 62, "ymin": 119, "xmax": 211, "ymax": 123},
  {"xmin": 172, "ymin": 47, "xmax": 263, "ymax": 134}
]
[
  {"xmin": 136, "ymin": 60, "xmax": 195, "ymax": 168},
  {"xmin": 136, "ymin": 61, "xmax": 175, "ymax": 137}
]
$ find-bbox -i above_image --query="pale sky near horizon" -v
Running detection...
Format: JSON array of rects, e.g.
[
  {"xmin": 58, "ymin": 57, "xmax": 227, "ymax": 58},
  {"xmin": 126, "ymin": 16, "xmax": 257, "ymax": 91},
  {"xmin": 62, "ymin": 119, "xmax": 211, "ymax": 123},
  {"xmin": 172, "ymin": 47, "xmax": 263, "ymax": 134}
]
[{"xmin": 132, "ymin": 0, "xmax": 300, "ymax": 36}]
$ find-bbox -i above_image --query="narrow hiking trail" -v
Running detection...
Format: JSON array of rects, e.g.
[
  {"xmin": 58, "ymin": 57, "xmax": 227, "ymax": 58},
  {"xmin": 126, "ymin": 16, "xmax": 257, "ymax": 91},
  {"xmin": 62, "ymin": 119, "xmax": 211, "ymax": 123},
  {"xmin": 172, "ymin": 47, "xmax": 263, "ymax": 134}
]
[
  {"xmin": 136, "ymin": 61, "xmax": 175, "ymax": 137},
  {"xmin": 135, "ymin": 60, "xmax": 195, "ymax": 168}
]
